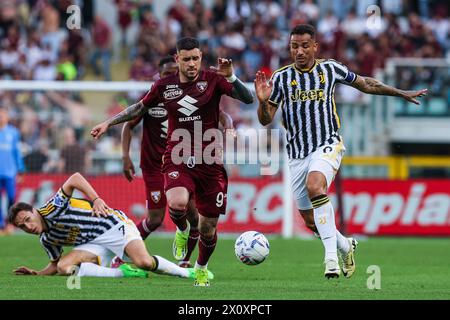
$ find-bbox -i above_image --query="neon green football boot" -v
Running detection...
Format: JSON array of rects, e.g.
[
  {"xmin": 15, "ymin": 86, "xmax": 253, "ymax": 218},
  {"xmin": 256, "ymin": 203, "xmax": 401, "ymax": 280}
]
[
  {"xmin": 172, "ymin": 221, "xmax": 190, "ymax": 261},
  {"xmin": 194, "ymin": 267, "xmax": 210, "ymax": 287},
  {"xmin": 119, "ymin": 264, "xmax": 149, "ymax": 278},
  {"xmin": 187, "ymin": 268, "xmax": 214, "ymax": 280}
]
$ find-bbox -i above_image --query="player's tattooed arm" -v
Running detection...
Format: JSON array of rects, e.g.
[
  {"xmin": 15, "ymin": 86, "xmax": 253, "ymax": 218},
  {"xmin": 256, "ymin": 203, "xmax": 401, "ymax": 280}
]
[
  {"xmin": 351, "ymin": 76, "xmax": 428, "ymax": 105},
  {"xmin": 231, "ymin": 78, "xmax": 254, "ymax": 104},
  {"xmin": 257, "ymin": 101, "xmax": 278, "ymax": 126},
  {"xmin": 106, "ymin": 100, "xmax": 148, "ymax": 126},
  {"xmin": 91, "ymin": 100, "xmax": 148, "ymax": 140}
]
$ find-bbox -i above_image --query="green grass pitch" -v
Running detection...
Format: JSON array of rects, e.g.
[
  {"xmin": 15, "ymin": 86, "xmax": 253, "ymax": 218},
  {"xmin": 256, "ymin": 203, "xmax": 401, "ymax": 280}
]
[{"xmin": 0, "ymin": 234, "xmax": 449, "ymax": 300}]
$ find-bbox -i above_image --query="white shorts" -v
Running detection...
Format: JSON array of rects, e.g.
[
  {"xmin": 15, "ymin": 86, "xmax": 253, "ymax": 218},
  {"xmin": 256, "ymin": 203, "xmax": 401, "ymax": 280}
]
[
  {"xmin": 289, "ymin": 137, "xmax": 346, "ymax": 210},
  {"xmin": 73, "ymin": 220, "xmax": 142, "ymax": 267}
]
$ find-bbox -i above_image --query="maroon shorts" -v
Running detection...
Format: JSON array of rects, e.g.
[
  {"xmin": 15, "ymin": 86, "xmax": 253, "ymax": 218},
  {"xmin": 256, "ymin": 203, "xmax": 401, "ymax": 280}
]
[
  {"xmin": 142, "ymin": 169, "xmax": 166, "ymax": 210},
  {"xmin": 163, "ymin": 164, "xmax": 228, "ymax": 218}
]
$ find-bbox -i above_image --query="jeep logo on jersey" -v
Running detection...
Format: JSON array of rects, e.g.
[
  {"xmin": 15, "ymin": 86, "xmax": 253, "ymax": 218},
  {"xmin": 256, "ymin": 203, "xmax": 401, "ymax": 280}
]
[
  {"xmin": 164, "ymin": 88, "xmax": 183, "ymax": 100},
  {"xmin": 148, "ymin": 107, "xmax": 167, "ymax": 118},
  {"xmin": 196, "ymin": 81, "xmax": 208, "ymax": 92},
  {"xmin": 168, "ymin": 171, "xmax": 179, "ymax": 179},
  {"xmin": 177, "ymin": 95, "xmax": 198, "ymax": 116}
]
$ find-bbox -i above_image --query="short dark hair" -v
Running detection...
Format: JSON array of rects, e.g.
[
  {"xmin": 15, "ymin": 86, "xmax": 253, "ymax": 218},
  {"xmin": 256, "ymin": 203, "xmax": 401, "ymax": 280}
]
[
  {"xmin": 158, "ymin": 55, "xmax": 176, "ymax": 68},
  {"xmin": 8, "ymin": 202, "xmax": 34, "ymax": 225},
  {"xmin": 291, "ymin": 24, "xmax": 316, "ymax": 39},
  {"xmin": 176, "ymin": 37, "xmax": 200, "ymax": 52}
]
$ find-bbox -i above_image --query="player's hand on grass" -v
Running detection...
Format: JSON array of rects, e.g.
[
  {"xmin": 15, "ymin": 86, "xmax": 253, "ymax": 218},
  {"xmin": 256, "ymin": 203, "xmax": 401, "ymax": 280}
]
[
  {"xmin": 14, "ymin": 266, "xmax": 38, "ymax": 275},
  {"xmin": 90, "ymin": 122, "xmax": 109, "ymax": 140},
  {"xmin": 122, "ymin": 156, "xmax": 135, "ymax": 182},
  {"xmin": 254, "ymin": 70, "xmax": 273, "ymax": 103},
  {"xmin": 92, "ymin": 197, "xmax": 110, "ymax": 217},
  {"xmin": 402, "ymin": 88, "xmax": 428, "ymax": 105},
  {"xmin": 210, "ymin": 58, "xmax": 234, "ymax": 78}
]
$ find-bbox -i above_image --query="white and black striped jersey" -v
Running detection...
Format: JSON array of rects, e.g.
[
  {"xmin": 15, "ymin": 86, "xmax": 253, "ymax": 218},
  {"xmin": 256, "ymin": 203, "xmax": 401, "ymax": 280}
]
[
  {"xmin": 38, "ymin": 189, "xmax": 129, "ymax": 261},
  {"xmin": 269, "ymin": 59, "xmax": 357, "ymax": 159}
]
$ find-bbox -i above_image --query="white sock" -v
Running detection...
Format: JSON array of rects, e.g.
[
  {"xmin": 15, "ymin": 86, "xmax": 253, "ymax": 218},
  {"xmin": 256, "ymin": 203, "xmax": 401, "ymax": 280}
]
[
  {"xmin": 77, "ymin": 262, "xmax": 123, "ymax": 278},
  {"xmin": 312, "ymin": 195, "xmax": 338, "ymax": 262},
  {"xmin": 195, "ymin": 261, "xmax": 207, "ymax": 269},
  {"xmin": 336, "ymin": 230, "xmax": 350, "ymax": 254},
  {"xmin": 152, "ymin": 255, "xmax": 189, "ymax": 278}
]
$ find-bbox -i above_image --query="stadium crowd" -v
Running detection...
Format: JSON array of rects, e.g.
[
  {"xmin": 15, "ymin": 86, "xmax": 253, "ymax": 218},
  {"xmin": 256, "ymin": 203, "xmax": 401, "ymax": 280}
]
[{"xmin": 0, "ymin": 0, "xmax": 448, "ymax": 175}]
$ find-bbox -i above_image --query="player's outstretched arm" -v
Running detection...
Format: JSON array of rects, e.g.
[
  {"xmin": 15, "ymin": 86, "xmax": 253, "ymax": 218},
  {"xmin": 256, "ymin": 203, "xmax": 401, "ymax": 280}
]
[
  {"xmin": 255, "ymin": 70, "xmax": 278, "ymax": 126},
  {"xmin": 210, "ymin": 58, "xmax": 254, "ymax": 104},
  {"xmin": 61, "ymin": 172, "xmax": 110, "ymax": 217},
  {"xmin": 121, "ymin": 117, "xmax": 141, "ymax": 182},
  {"xmin": 350, "ymin": 76, "xmax": 428, "ymax": 105},
  {"xmin": 90, "ymin": 100, "xmax": 148, "ymax": 140},
  {"xmin": 14, "ymin": 261, "xmax": 58, "ymax": 276}
]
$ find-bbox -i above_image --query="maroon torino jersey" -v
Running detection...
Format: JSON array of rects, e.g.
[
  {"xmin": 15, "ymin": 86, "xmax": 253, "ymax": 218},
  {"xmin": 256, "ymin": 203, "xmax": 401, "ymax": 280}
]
[
  {"xmin": 137, "ymin": 98, "xmax": 168, "ymax": 172},
  {"xmin": 142, "ymin": 70, "xmax": 233, "ymax": 171}
]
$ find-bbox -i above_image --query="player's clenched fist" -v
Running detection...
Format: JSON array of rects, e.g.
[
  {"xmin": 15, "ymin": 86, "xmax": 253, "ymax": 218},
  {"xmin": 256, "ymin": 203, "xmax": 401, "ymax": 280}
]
[{"xmin": 90, "ymin": 122, "xmax": 109, "ymax": 140}]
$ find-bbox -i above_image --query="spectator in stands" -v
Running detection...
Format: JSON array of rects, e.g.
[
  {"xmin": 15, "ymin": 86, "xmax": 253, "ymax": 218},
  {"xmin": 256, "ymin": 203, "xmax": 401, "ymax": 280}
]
[
  {"xmin": 90, "ymin": 15, "xmax": 112, "ymax": 81},
  {"xmin": 115, "ymin": 0, "xmax": 134, "ymax": 48},
  {"xmin": 45, "ymin": 91, "xmax": 90, "ymax": 141},
  {"xmin": 32, "ymin": 51, "xmax": 57, "ymax": 81},
  {"xmin": 0, "ymin": 106, "xmax": 24, "ymax": 235},
  {"xmin": 23, "ymin": 139, "xmax": 56, "ymax": 173},
  {"xmin": 58, "ymin": 127, "xmax": 90, "ymax": 174}
]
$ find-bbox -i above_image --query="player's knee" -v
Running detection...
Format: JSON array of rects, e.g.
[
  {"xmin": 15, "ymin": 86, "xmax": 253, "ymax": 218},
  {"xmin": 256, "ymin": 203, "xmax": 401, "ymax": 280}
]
[
  {"xmin": 306, "ymin": 181, "xmax": 327, "ymax": 198},
  {"xmin": 134, "ymin": 257, "xmax": 155, "ymax": 271},
  {"xmin": 167, "ymin": 199, "xmax": 188, "ymax": 212}
]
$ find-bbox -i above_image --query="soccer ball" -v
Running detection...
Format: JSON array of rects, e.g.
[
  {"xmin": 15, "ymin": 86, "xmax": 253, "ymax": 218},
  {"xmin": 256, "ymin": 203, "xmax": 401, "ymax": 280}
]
[{"xmin": 234, "ymin": 231, "xmax": 270, "ymax": 265}]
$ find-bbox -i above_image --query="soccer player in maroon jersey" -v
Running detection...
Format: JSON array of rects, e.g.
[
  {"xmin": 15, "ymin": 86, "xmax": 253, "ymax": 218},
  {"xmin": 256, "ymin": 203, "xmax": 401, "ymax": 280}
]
[
  {"xmin": 121, "ymin": 56, "xmax": 234, "ymax": 268},
  {"xmin": 91, "ymin": 37, "xmax": 253, "ymax": 286}
]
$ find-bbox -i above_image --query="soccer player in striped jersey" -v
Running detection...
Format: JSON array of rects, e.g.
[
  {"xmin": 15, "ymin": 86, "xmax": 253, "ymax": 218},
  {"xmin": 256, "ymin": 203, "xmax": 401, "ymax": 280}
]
[
  {"xmin": 255, "ymin": 24, "xmax": 427, "ymax": 279},
  {"xmin": 8, "ymin": 172, "xmax": 211, "ymax": 280}
]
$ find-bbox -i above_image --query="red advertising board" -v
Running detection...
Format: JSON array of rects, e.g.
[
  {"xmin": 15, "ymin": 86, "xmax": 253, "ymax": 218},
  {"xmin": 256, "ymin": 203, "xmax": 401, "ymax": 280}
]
[
  {"xmin": 331, "ymin": 180, "xmax": 450, "ymax": 236},
  {"xmin": 14, "ymin": 175, "xmax": 450, "ymax": 236}
]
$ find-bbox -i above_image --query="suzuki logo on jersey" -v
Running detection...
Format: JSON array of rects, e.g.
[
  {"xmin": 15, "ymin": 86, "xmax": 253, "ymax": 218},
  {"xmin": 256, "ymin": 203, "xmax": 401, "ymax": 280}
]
[
  {"xmin": 177, "ymin": 95, "xmax": 198, "ymax": 116},
  {"xmin": 177, "ymin": 95, "xmax": 201, "ymax": 122}
]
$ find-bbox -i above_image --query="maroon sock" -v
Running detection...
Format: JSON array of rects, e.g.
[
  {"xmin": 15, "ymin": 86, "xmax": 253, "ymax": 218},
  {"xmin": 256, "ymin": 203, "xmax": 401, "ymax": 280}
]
[
  {"xmin": 137, "ymin": 218, "xmax": 151, "ymax": 240},
  {"xmin": 197, "ymin": 232, "xmax": 217, "ymax": 266},
  {"xmin": 169, "ymin": 208, "xmax": 188, "ymax": 231},
  {"xmin": 184, "ymin": 229, "xmax": 199, "ymax": 262}
]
